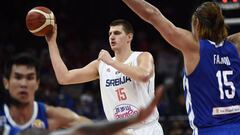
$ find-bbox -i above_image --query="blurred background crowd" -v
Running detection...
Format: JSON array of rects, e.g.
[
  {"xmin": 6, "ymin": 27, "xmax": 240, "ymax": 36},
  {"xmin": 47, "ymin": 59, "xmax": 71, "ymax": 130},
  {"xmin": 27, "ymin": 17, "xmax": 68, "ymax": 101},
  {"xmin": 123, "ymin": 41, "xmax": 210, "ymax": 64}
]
[{"xmin": 0, "ymin": 0, "xmax": 239, "ymax": 134}]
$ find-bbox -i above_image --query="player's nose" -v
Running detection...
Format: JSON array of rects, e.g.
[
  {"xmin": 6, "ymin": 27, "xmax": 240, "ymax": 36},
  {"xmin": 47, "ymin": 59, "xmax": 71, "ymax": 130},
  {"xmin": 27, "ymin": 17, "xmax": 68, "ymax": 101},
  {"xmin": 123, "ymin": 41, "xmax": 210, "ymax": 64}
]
[{"xmin": 19, "ymin": 79, "xmax": 28, "ymax": 86}]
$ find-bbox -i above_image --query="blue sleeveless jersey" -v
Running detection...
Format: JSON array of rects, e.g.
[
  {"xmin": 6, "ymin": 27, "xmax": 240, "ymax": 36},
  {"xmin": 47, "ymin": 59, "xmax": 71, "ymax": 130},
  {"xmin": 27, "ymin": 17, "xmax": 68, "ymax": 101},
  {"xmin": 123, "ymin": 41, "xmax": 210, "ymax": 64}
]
[
  {"xmin": 0, "ymin": 101, "xmax": 48, "ymax": 135},
  {"xmin": 1, "ymin": 124, "xmax": 20, "ymax": 135},
  {"xmin": 183, "ymin": 40, "xmax": 240, "ymax": 133}
]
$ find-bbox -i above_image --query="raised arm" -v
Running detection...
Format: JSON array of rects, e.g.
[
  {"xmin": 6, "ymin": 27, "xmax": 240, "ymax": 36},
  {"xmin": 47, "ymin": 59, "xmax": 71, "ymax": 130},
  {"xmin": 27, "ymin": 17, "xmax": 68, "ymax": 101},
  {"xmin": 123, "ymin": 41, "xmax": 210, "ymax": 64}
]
[
  {"xmin": 122, "ymin": 0, "xmax": 197, "ymax": 53},
  {"xmin": 45, "ymin": 25, "xmax": 99, "ymax": 85}
]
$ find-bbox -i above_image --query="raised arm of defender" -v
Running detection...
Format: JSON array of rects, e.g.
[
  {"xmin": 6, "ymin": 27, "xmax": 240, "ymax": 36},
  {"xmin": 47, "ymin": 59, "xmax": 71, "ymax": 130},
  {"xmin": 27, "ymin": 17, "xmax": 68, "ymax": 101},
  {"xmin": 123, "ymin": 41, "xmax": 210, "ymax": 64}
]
[{"xmin": 122, "ymin": 0, "xmax": 197, "ymax": 53}]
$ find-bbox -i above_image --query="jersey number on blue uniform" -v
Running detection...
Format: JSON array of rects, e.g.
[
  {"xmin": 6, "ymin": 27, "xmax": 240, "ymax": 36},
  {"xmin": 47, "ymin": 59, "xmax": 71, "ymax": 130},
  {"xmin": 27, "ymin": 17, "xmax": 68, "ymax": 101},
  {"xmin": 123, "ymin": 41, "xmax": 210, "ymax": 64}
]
[{"xmin": 216, "ymin": 70, "xmax": 236, "ymax": 99}]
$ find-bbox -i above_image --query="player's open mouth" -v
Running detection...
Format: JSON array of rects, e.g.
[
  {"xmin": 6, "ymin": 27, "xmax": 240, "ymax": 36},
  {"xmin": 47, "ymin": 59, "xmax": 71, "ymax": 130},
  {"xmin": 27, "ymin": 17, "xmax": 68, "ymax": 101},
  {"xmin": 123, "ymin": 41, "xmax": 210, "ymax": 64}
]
[
  {"xmin": 19, "ymin": 91, "xmax": 28, "ymax": 96},
  {"xmin": 111, "ymin": 42, "xmax": 116, "ymax": 46}
]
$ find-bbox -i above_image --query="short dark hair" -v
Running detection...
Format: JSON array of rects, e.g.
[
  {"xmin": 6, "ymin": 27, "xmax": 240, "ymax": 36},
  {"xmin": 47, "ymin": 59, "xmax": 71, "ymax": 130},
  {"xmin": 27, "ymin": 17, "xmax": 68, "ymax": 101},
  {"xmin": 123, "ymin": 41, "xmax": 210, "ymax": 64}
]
[
  {"xmin": 110, "ymin": 19, "xmax": 134, "ymax": 34},
  {"xmin": 3, "ymin": 52, "xmax": 40, "ymax": 80}
]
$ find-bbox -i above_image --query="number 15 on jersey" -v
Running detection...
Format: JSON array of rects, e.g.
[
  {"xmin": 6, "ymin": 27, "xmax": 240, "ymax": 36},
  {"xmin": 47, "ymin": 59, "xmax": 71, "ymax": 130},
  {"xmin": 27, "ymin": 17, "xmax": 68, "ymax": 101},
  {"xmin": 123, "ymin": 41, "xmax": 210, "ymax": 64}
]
[
  {"xmin": 216, "ymin": 70, "xmax": 236, "ymax": 99},
  {"xmin": 115, "ymin": 88, "xmax": 127, "ymax": 101}
]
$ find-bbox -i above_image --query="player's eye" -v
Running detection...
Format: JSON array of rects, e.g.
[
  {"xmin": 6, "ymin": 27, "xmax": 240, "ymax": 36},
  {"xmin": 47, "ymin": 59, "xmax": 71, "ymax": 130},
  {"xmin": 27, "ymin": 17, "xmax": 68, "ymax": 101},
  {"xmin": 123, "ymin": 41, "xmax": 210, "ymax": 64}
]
[
  {"xmin": 26, "ymin": 74, "xmax": 36, "ymax": 81},
  {"xmin": 14, "ymin": 74, "xmax": 23, "ymax": 80},
  {"xmin": 114, "ymin": 31, "xmax": 121, "ymax": 35}
]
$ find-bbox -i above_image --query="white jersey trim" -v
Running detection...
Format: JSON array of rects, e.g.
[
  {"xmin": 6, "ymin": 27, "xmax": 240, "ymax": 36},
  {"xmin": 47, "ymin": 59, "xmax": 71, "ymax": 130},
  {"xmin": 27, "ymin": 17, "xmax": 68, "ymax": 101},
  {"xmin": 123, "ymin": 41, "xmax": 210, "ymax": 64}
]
[
  {"xmin": 3, "ymin": 124, "xmax": 10, "ymax": 135},
  {"xmin": 4, "ymin": 101, "xmax": 38, "ymax": 129},
  {"xmin": 183, "ymin": 75, "xmax": 198, "ymax": 135}
]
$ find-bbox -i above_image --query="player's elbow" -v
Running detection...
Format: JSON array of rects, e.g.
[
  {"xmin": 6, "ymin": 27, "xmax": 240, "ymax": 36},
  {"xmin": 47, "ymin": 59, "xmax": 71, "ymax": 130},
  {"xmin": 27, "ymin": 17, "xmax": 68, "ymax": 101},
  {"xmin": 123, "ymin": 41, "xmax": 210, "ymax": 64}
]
[
  {"xmin": 139, "ymin": 73, "xmax": 152, "ymax": 83},
  {"xmin": 57, "ymin": 78, "xmax": 68, "ymax": 85},
  {"xmin": 56, "ymin": 75, "xmax": 71, "ymax": 85},
  {"xmin": 57, "ymin": 79, "xmax": 67, "ymax": 85}
]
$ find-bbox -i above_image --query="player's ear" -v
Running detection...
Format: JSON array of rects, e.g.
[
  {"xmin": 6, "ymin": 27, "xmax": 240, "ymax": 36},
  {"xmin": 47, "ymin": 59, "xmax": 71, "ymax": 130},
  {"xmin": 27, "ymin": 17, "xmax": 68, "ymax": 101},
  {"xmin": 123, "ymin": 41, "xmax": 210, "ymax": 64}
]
[
  {"xmin": 3, "ymin": 78, "xmax": 9, "ymax": 90},
  {"xmin": 35, "ymin": 79, "xmax": 40, "ymax": 91},
  {"xmin": 196, "ymin": 18, "xmax": 200, "ymax": 31},
  {"xmin": 128, "ymin": 33, "xmax": 133, "ymax": 42}
]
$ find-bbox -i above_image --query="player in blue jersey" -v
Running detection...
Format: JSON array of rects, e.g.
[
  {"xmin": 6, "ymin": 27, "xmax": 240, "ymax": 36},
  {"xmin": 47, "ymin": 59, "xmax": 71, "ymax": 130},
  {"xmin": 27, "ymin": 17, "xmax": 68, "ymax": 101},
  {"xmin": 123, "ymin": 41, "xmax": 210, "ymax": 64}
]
[
  {"xmin": 0, "ymin": 53, "xmax": 92, "ymax": 135},
  {"xmin": 122, "ymin": 0, "xmax": 240, "ymax": 135}
]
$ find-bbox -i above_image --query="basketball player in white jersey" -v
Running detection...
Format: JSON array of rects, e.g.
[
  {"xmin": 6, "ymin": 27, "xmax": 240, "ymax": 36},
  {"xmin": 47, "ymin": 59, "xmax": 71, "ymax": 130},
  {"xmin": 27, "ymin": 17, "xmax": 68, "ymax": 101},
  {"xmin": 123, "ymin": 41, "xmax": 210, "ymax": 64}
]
[{"xmin": 45, "ymin": 19, "xmax": 163, "ymax": 135}]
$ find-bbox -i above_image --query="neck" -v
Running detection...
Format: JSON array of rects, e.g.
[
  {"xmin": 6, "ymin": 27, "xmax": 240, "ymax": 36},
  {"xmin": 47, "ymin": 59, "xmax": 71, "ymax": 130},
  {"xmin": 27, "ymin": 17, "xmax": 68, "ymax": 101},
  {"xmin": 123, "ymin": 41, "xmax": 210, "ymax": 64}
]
[
  {"xmin": 8, "ymin": 102, "xmax": 34, "ymax": 125},
  {"xmin": 114, "ymin": 48, "xmax": 133, "ymax": 62}
]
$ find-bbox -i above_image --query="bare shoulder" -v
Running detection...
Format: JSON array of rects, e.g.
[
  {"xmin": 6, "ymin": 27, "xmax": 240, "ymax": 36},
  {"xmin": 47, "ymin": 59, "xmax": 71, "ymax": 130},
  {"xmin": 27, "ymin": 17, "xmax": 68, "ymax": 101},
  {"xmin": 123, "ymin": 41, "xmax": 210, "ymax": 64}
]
[
  {"xmin": 137, "ymin": 52, "xmax": 154, "ymax": 66},
  {"xmin": 138, "ymin": 51, "xmax": 153, "ymax": 59},
  {"xmin": 227, "ymin": 32, "xmax": 240, "ymax": 53},
  {"xmin": 227, "ymin": 32, "xmax": 240, "ymax": 45}
]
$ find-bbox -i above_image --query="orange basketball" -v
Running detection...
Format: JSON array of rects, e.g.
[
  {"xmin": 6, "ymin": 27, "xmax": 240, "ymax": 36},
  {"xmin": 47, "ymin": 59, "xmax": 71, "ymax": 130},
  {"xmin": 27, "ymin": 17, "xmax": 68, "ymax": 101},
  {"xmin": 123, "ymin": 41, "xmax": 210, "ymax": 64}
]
[{"xmin": 26, "ymin": 6, "xmax": 55, "ymax": 36}]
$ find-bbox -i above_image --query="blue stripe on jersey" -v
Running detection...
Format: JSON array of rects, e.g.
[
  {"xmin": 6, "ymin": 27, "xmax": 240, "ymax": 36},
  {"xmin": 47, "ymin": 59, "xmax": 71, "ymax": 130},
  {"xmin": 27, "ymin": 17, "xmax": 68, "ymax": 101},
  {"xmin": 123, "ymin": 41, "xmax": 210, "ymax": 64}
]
[
  {"xmin": 183, "ymin": 39, "xmax": 240, "ymax": 129},
  {"xmin": 36, "ymin": 102, "xmax": 48, "ymax": 129}
]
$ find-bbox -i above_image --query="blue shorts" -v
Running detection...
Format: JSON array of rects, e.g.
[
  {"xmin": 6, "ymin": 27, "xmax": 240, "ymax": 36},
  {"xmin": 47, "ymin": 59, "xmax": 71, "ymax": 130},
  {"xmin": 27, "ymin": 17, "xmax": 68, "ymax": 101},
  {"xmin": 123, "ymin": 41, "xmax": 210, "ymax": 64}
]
[{"xmin": 196, "ymin": 123, "xmax": 240, "ymax": 135}]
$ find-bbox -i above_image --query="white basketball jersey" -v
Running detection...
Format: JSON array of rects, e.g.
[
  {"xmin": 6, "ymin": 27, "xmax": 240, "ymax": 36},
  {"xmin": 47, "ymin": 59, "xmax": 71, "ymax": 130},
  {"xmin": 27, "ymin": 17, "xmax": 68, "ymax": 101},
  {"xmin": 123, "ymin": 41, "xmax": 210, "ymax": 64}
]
[{"xmin": 98, "ymin": 51, "xmax": 159, "ymax": 128}]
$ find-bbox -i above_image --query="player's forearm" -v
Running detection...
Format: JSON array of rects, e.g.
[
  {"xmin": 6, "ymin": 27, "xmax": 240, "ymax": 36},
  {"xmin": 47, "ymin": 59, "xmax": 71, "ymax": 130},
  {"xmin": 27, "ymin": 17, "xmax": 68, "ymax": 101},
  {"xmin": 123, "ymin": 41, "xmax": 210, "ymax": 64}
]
[
  {"xmin": 73, "ymin": 119, "xmax": 134, "ymax": 135},
  {"xmin": 68, "ymin": 116, "xmax": 93, "ymax": 128},
  {"xmin": 48, "ymin": 42, "xmax": 70, "ymax": 84},
  {"xmin": 122, "ymin": 0, "xmax": 161, "ymax": 23},
  {"xmin": 111, "ymin": 61, "xmax": 152, "ymax": 82}
]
